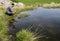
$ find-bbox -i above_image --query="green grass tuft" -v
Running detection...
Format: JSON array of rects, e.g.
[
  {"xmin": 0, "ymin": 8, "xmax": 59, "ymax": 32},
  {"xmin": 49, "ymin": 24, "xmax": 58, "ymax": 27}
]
[{"xmin": 17, "ymin": 30, "xmax": 37, "ymax": 41}]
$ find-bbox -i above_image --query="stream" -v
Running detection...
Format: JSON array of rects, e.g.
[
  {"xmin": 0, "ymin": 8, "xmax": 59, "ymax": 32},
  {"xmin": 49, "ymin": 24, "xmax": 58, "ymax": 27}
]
[{"xmin": 9, "ymin": 7, "xmax": 60, "ymax": 41}]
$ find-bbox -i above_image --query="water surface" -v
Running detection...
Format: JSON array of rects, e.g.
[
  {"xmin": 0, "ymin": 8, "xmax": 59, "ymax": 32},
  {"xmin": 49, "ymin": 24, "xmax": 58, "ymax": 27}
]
[{"xmin": 12, "ymin": 7, "xmax": 60, "ymax": 41}]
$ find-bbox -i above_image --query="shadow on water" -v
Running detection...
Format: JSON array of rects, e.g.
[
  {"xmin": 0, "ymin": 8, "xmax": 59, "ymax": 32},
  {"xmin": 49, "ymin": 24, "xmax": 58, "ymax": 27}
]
[{"xmin": 10, "ymin": 7, "xmax": 60, "ymax": 41}]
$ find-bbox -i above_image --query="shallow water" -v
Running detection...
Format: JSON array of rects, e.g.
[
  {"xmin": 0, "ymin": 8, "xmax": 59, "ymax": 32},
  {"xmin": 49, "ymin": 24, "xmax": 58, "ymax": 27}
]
[{"xmin": 9, "ymin": 7, "xmax": 60, "ymax": 41}]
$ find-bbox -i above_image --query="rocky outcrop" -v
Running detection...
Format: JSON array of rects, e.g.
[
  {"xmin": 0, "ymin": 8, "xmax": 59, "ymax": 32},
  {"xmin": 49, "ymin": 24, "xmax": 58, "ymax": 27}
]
[
  {"xmin": 0, "ymin": 0, "xmax": 25, "ymax": 8},
  {"xmin": 0, "ymin": 0, "xmax": 12, "ymax": 6},
  {"xmin": 14, "ymin": 2, "xmax": 25, "ymax": 8}
]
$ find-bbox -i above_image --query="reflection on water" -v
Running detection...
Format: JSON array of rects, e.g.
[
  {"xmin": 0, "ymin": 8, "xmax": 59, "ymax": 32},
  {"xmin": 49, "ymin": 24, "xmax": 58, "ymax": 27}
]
[{"xmin": 14, "ymin": 7, "xmax": 60, "ymax": 41}]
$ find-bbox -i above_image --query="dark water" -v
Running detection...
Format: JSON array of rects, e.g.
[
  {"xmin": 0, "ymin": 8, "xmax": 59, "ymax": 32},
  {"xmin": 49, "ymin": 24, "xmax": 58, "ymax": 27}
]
[{"xmin": 9, "ymin": 7, "xmax": 60, "ymax": 41}]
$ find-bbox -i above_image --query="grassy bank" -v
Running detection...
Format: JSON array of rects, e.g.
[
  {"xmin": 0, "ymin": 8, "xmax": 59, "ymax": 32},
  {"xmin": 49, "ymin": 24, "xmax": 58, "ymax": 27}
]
[
  {"xmin": 11, "ymin": 0, "xmax": 60, "ymax": 5},
  {"xmin": 11, "ymin": 0, "xmax": 60, "ymax": 8},
  {"xmin": 0, "ymin": 6, "xmax": 35, "ymax": 41}
]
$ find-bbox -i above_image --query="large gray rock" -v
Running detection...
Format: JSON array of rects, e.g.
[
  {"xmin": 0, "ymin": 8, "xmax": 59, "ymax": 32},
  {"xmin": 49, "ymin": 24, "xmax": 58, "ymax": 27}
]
[
  {"xmin": 14, "ymin": 2, "xmax": 25, "ymax": 8},
  {"xmin": 0, "ymin": 0, "xmax": 25, "ymax": 8},
  {"xmin": 0, "ymin": 0, "xmax": 11, "ymax": 6}
]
